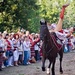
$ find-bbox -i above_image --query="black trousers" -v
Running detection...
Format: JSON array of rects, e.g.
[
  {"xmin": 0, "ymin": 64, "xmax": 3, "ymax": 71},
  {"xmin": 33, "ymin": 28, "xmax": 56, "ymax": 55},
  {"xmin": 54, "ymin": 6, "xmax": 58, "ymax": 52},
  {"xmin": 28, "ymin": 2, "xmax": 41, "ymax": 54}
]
[{"xmin": 35, "ymin": 50, "xmax": 38, "ymax": 61}]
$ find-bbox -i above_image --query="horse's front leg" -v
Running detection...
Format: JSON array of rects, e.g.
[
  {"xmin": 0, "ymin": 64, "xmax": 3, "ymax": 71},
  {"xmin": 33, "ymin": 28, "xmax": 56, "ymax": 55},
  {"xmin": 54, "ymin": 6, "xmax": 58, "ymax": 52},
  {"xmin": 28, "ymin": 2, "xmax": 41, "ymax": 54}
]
[
  {"xmin": 42, "ymin": 56, "xmax": 46, "ymax": 71},
  {"xmin": 47, "ymin": 61, "xmax": 51, "ymax": 75},
  {"xmin": 59, "ymin": 48, "xmax": 63, "ymax": 74},
  {"xmin": 59, "ymin": 56, "xmax": 63, "ymax": 74},
  {"xmin": 51, "ymin": 59, "xmax": 56, "ymax": 75}
]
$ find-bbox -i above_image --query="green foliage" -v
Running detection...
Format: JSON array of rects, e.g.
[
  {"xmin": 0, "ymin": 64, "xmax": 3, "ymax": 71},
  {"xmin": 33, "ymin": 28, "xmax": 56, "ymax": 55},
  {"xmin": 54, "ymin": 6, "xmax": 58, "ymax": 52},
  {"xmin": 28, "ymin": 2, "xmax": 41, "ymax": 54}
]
[
  {"xmin": 63, "ymin": 0, "xmax": 75, "ymax": 28},
  {"xmin": 0, "ymin": 0, "xmax": 39, "ymax": 32},
  {"xmin": 0, "ymin": 0, "xmax": 75, "ymax": 33}
]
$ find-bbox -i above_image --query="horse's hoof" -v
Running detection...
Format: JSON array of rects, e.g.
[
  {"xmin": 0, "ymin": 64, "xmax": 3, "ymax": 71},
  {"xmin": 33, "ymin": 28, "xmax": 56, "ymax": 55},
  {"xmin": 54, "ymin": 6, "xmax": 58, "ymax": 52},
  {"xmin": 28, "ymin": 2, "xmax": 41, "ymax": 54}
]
[
  {"xmin": 47, "ymin": 73, "xmax": 50, "ymax": 75},
  {"xmin": 47, "ymin": 68, "xmax": 50, "ymax": 75},
  {"xmin": 60, "ymin": 70, "xmax": 63, "ymax": 74},
  {"xmin": 42, "ymin": 67, "xmax": 45, "ymax": 71}
]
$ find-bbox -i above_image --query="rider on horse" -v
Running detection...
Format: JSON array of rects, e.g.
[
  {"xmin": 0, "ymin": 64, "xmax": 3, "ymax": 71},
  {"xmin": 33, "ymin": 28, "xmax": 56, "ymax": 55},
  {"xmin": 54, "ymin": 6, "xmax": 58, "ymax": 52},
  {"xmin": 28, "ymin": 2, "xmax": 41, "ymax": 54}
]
[{"xmin": 46, "ymin": 3, "xmax": 74, "ymax": 44}]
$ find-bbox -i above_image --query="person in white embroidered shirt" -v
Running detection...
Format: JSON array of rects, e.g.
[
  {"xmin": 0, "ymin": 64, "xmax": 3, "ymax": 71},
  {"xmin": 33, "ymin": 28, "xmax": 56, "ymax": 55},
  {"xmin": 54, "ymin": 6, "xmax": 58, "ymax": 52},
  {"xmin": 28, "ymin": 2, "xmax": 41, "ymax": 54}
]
[
  {"xmin": 23, "ymin": 35, "xmax": 31, "ymax": 65},
  {"xmin": 46, "ymin": 3, "xmax": 73, "ymax": 41}
]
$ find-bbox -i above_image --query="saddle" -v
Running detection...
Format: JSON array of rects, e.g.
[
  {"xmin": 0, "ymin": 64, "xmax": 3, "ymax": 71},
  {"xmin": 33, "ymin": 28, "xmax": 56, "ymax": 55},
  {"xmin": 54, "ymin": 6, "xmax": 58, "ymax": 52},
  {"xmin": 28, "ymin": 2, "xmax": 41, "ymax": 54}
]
[{"xmin": 50, "ymin": 32, "xmax": 63, "ymax": 51}]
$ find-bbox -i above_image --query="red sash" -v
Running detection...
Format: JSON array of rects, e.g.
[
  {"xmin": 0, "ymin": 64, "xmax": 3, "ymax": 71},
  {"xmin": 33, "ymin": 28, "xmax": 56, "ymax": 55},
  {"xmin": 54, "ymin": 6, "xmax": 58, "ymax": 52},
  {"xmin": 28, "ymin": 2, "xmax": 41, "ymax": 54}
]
[
  {"xmin": 50, "ymin": 34, "xmax": 62, "ymax": 51},
  {"xmin": 6, "ymin": 40, "xmax": 11, "ymax": 50}
]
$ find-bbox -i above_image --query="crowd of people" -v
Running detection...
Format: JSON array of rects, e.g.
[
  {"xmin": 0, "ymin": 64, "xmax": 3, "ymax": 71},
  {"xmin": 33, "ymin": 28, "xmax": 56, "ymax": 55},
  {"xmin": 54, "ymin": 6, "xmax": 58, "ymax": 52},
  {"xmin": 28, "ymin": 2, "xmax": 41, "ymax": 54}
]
[
  {"xmin": 0, "ymin": 29, "xmax": 42, "ymax": 71},
  {"xmin": 0, "ymin": 27, "xmax": 75, "ymax": 71}
]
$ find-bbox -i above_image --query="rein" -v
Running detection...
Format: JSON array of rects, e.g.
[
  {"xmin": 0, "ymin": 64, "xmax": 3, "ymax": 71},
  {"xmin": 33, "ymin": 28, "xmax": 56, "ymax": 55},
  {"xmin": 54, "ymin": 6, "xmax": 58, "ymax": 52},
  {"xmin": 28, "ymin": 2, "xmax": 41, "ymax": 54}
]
[
  {"xmin": 50, "ymin": 33, "xmax": 62, "ymax": 51},
  {"xmin": 43, "ymin": 36, "xmax": 55, "ymax": 57},
  {"xmin": 46, "ymin": 44, "xmax": 54, "ymax": 55}
]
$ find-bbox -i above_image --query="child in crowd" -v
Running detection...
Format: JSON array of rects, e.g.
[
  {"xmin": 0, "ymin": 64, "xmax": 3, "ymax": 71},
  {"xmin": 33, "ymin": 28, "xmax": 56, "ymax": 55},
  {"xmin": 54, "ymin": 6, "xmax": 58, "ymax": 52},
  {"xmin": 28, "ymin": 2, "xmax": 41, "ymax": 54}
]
[{"xmin": 23, "ymin": 35, "xmax": 31, "ymax": 65}]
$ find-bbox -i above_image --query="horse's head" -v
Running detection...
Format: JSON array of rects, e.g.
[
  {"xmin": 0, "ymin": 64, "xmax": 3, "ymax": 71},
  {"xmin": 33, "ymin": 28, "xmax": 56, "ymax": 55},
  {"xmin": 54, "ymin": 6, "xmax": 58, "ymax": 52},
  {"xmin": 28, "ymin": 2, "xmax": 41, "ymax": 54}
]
[{"xmin": 40, "ymin": 19, "xmax": 48, "ymax": 41}]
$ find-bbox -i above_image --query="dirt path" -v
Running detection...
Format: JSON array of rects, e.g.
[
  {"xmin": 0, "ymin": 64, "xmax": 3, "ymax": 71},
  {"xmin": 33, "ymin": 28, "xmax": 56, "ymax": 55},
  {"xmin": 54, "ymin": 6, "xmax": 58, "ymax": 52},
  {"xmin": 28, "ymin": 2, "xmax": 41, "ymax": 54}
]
[{"xmin": 0, "ymin": 51, "xmax": 75, "ymax": 75}]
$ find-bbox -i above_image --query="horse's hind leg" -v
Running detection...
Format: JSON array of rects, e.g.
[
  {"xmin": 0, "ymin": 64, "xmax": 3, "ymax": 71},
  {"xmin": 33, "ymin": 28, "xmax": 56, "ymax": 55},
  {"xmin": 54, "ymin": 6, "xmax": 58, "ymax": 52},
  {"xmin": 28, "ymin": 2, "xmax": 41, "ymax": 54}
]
[
  {"xmin": 47, "ymin": 61, "xmax": 51, "ymax": 75},
  {"xmin": 42, "ymin": 56, "xmax": 46, "ymax": 71},
  {"xmin": 51, "ymin": 59, "xmax": 56, "ymax": 75},
  {"xmin": 59, "ymin": 48, "xmax": 63, "ymax": 74}
]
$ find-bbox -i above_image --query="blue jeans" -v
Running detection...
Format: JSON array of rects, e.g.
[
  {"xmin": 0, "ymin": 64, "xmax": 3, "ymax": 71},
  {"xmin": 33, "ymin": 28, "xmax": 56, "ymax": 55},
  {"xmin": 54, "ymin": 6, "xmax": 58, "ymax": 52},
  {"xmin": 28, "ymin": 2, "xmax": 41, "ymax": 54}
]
[
  {"xmin": 37, "ymin": 52, "xmax": 40, "ymax": 60},
  {"xmin": 28, "ymin": 50, "xmax": 31, "ymax": 60},
  {"xmin": 23, "ymin": 51, "xmax": 28, "ymax": 65},
  {"xmin": 4, "ymin": 50, "xmax": 10, "ymax": 66}
]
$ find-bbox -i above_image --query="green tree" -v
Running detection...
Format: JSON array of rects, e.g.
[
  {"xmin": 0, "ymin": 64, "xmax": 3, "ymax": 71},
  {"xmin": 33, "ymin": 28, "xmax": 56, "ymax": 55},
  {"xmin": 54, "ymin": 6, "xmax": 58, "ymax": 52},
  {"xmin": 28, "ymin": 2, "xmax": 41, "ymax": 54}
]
[
  {"xmin": 0, "ymin": 0, "xmax": 75, "ymax": 33},
  {"xmin": 37, "ymin": 0, "xmax": 74, "ymax": 29},
  {"xmin": 0, "ymin": 0, "xmax": 39, "ymax": 32}
]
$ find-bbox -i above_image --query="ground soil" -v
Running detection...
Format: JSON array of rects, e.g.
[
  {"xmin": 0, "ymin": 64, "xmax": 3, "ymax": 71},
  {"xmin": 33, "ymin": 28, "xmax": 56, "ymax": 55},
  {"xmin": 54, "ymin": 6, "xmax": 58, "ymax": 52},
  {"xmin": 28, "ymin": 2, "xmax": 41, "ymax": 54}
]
[{"xmin": 0, "ymin": 51, "xmax": 75, "ymax": 75}]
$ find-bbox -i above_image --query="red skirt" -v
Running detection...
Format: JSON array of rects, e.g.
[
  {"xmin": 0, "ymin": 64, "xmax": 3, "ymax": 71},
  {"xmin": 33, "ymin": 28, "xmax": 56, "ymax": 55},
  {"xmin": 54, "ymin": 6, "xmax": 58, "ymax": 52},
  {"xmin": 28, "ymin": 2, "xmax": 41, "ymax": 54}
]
[{"xmin": 31, "ymin": 47, "xmax": 35, "ymax": 57}]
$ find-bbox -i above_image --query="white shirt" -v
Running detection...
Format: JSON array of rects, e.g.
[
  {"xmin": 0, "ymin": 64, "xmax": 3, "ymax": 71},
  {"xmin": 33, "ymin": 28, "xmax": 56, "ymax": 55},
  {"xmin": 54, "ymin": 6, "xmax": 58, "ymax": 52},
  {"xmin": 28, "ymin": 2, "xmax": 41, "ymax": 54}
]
[
  {"xmin": 34, "ymin": 42, "xmax": 40, "ymax": 51},
  {"xmin": 9, "ymin": 39, "xmax": 14, "ymax": 50},
  {"xmin": 12, "ymin": 39, "xmax": 20, "ymax": 50},
  {"xmin": 23, "ymin": 41, "xmax": 30, "ymax": 51},
  {"xmin": 55, "ymin": 31, "xmax": 67, "ymax": 40},
  {"xmin": 0, "ymin": 39, "xmax": 5, "ymax": 50}
]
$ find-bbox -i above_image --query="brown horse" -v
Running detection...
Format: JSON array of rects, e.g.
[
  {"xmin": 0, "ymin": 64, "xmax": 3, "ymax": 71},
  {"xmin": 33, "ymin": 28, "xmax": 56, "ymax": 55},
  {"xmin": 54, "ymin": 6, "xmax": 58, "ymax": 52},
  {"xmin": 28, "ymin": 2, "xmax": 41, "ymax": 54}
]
[{"xmin": 40, "ymin": 20, "xmax": 63, "ymax": 75}]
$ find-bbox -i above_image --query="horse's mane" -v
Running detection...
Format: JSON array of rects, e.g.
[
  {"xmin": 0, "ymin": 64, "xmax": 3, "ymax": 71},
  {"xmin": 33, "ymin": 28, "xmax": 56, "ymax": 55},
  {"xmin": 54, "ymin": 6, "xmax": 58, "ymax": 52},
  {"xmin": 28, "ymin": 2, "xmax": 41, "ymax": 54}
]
[{"xmin": 40, "ymin": 21, "xmax": 62, "ymax": 59}]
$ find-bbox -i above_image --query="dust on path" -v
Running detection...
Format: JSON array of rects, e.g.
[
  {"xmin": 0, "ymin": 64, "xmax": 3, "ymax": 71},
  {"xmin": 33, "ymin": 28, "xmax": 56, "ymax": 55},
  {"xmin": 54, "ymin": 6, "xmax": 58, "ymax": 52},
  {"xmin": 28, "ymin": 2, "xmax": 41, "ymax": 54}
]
[{"xmin": 0, "ymin": 51, "xmax": 75, "ymax": 75}]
